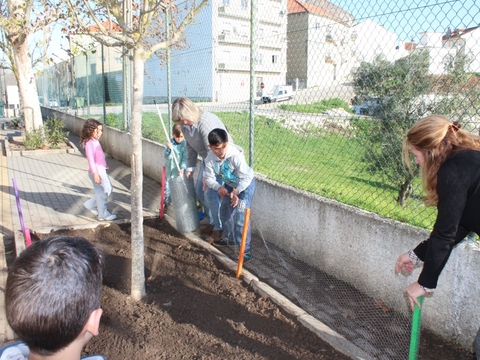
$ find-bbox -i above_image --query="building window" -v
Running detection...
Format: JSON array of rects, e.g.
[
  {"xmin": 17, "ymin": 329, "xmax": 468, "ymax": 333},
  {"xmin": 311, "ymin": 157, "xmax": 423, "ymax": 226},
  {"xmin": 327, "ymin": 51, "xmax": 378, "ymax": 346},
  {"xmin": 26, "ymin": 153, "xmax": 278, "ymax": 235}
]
[
  {"xmin": 223, "ymin": 0, "xmax": 229, "ymax": 6},
  {"xmin": 256, "ymin": 52, "xmax": 263, "ymax": 65},
  {"xmin": 241, "ymin": 0, "xmax": 247, "ymax": 9},
  {"xmin": 272, "ymin": 55, "xmax": 278, "ymax": 64}
]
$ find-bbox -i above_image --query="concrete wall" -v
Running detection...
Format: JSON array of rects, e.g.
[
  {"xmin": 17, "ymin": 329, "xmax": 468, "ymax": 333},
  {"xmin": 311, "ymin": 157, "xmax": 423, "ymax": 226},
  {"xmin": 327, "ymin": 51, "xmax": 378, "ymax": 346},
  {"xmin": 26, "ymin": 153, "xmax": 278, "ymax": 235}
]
[
  {"xmin": 44, "ymin": 108, "xmax": 480, "ymax": 351},
  {"xmin": 44, "ymin": 109, "xmax": 167, "ymax": 181}
]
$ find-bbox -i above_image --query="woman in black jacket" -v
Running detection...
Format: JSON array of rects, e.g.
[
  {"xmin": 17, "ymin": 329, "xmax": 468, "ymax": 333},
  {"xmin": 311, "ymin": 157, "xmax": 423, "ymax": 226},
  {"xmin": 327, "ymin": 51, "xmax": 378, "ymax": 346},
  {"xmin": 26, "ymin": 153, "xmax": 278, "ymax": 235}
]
[{"xmin": 395, "ymin": 115, "xmax": 480, "ymax": 358}]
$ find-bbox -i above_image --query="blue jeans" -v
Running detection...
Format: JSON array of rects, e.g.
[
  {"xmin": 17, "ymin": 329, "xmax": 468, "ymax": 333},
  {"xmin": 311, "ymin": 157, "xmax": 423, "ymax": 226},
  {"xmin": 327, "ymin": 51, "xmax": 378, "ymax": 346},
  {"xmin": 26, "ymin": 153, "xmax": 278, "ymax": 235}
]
[
  {"xmin": 221, "ymin": 178, "xmax": 256, "ymax": 253},
  {"xmin": 196, "ymin": 163, "xmax": 223, "ymax": 231}
]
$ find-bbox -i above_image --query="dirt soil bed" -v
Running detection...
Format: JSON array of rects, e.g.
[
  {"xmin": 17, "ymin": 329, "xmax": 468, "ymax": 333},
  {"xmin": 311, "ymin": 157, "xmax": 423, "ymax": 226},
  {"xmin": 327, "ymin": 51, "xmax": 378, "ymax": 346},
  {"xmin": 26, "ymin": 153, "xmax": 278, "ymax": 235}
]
[
  {"xmin": 7, "ymin": 137, "xmax": 73, "ymax": 152},
  {"xmin": 35, "ymin": 218, "xmax": 351, "ymax": 360},
  {"xmin": 34, "ymin": 218, "xmax": 475, "ymax": 360}
]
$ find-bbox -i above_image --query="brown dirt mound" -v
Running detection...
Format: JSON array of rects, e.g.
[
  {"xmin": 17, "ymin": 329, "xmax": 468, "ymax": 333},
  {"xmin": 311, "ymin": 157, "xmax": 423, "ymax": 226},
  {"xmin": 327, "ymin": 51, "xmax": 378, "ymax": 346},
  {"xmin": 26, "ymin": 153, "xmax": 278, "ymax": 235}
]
[{"xmin": 35, "ymin": 218, "xmax": 352, "ymax": 360}]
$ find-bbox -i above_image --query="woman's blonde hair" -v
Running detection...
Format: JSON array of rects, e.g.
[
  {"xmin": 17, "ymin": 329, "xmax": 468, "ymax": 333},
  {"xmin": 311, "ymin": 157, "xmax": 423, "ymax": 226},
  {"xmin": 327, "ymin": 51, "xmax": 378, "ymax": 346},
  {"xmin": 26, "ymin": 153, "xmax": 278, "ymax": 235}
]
[
  {"xmin": 172, "ymin": 97, "xmax": 203, "ymax": 125},
  {"xmin": 402, "ymin": 115, "xmax": 480, "ymax": 206}
]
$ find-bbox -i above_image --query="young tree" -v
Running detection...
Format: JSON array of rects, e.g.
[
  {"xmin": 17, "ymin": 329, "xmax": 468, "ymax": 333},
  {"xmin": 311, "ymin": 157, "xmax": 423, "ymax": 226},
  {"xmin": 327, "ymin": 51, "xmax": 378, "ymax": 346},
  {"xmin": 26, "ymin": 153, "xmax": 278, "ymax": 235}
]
[
  {"xmin": 352, "ymin": 51, "xmax": 432, "ymax": 206},
  {"xmin": 64, "ymin": 0, "xmax": 207, "ymax": 300},
  {"xmin": 353, "ymin": 49, "xmax": 480, "ymax": 207},
  {"xmin": 0, "ymin": 0, "xmax": 60, "ymax": 131}
]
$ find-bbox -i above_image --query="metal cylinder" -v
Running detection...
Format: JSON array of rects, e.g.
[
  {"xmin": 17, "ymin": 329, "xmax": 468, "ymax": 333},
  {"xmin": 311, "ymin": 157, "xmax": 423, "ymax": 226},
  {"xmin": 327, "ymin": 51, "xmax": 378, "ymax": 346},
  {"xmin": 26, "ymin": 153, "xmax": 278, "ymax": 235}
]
[{"xmin": 169, "ymin": 176, "xmax": 200, "ymax": 232}]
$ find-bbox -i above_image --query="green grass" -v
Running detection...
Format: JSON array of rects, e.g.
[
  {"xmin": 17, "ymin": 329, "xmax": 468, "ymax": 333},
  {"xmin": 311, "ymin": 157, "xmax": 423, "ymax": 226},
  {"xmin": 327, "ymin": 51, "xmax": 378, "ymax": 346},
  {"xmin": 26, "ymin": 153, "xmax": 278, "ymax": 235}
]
[
  {"xmin": 278, "ymin": 98, "xmax": 354, "ymax": 114},
  {"xmin": 216, "ymin": 111, "xmax": 435, "ymax": 229},
  {"xmin": 94, "ymin": 105, "xmax": 436, "ymax": 230}
]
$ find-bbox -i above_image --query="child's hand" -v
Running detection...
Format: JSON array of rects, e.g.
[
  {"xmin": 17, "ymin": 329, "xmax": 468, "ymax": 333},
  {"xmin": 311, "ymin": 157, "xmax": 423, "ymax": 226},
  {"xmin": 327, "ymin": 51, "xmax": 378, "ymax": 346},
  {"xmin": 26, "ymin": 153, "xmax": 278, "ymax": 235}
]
[
  {"xmin": 93, "ymin": 173, "xmax": 101, "ymax": 184},
  {"xmin": 218, "ymin": 186, "xmax": 228, "ymax": 197},
  {"xmin": 186, "ymin": 171, "xmax": 193, "ymax": 178},
  {"xmin": 167, "ymin": 141, "xmax": 173, "ymax": 150},
  {"xmin": 230, "ymin": 192, "xmax": 239, "ymax": 207}
]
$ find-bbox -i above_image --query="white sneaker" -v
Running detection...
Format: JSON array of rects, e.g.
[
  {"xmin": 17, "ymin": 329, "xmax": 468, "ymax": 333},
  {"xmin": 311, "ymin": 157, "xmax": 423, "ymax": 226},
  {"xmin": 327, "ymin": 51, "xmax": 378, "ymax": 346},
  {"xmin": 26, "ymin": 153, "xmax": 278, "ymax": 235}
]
[{"xmin": 98, "ymin": 213, "xmax": 116, "ymax": 221}]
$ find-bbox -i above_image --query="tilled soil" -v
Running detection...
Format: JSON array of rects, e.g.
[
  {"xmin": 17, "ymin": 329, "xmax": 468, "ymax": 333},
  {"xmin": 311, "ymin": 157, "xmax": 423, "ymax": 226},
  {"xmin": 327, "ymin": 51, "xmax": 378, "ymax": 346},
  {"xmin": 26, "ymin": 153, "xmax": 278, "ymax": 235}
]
[
  {"xmin": 33, "ymin": 218, "xmax": 476, "ymax": 360},
  {"xmin": 35, "ymin": 218, "xmax": 352, "ymax": 360}
]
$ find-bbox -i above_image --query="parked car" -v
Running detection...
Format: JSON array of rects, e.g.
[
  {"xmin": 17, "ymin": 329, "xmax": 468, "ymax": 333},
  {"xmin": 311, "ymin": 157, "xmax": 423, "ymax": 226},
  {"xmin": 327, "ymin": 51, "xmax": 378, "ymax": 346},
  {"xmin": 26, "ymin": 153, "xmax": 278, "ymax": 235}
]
[
  {"xmin": 262, "ymin": 85, "xmax": 294, "ymax": 103},
  {"xmin": 352, "ymin": 96, "xmax": 382, "ymax": 116},
  {"xmin": 49, "ymin": 99, "xmax": 59, "ymax": 108}
]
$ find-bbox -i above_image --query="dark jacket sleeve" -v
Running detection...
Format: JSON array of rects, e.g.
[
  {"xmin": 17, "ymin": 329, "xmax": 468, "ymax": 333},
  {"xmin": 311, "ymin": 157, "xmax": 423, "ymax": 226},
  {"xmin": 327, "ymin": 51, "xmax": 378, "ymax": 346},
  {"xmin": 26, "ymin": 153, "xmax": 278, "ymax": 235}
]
[{"xmin": 414, "ymin": 160, "xmax": 470, "ymax": 288}]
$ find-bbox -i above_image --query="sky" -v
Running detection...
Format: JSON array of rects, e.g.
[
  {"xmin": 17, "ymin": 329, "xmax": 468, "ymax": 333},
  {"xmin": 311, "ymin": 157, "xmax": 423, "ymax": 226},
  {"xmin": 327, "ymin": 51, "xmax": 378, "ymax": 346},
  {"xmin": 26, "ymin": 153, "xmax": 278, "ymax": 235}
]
[
  {"xmin": 33, "ymin": 0, "xmax": 480, "ymax": 68},
  {"xmin": 329, "ymin": 0, "xmax": 480, "ymax": 42}
]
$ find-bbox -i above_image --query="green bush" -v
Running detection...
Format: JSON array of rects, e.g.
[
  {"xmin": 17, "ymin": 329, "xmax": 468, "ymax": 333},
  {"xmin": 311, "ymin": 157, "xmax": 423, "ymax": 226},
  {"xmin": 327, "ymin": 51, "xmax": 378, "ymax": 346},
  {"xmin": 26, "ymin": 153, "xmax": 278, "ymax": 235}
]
[
  {"xmin": 24, "ymin": 128, "xmax": 45, "ymax": 149},
  {"xmin": 10, "ymin": 116, "xmax": 25, "ymax": 129},
  {"xmin": 105, "ymin": 113, "xmax": 123, "ymax": 129},
  {"xmin": 44, "ymin": 116, "xmax": 69, "ymax": 148}
]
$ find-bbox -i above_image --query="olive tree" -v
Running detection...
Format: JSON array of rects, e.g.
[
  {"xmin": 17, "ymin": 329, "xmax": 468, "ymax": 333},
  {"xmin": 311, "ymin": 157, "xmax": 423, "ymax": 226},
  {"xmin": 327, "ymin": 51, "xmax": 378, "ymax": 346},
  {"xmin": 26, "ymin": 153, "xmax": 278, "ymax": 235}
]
[
  {"xmin": 352, "ymin": 51, "xmax": 432, "ymax": 206},
  {"xmin": 352, "ymin": 48, "xmax": 480, "ymax": 207}
]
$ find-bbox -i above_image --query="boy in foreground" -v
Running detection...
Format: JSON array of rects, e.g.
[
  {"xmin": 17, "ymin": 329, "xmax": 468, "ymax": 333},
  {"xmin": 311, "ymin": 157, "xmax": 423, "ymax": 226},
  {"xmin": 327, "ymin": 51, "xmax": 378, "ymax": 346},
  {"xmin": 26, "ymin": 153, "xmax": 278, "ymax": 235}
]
[
  {"xmin": 204, "ymin": 128, "xmax": 256, "ymax": 263},
  {"xmin": 1, "ymin": 236, "xmax": 105, "ymax": 360}
]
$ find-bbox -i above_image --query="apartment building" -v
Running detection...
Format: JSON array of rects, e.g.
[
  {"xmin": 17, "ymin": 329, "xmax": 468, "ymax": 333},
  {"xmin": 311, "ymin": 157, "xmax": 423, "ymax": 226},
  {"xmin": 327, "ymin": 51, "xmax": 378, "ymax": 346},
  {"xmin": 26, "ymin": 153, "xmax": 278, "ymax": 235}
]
[{"xmin": 144, "ymin": 0, "xmax": 288, "ymax": 103}]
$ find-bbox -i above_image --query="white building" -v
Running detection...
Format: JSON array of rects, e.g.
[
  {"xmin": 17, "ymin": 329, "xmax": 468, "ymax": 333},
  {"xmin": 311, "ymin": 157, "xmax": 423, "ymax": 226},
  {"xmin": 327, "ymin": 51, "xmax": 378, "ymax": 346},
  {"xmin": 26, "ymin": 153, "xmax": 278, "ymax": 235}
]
[
  {"xmin": 144, "ymin": 0, "xmax": 288, "ymax": 103},
  {"xmin": 286, "ymin": 0, "xmax": 354, "ymax": 88},
  {"xmin": 349, "ymin": 19, "xmax": 409, "ymax": 65},
  {"xmin": 442, "ymin": 26, "xmax": 480, "ymax": 74}
]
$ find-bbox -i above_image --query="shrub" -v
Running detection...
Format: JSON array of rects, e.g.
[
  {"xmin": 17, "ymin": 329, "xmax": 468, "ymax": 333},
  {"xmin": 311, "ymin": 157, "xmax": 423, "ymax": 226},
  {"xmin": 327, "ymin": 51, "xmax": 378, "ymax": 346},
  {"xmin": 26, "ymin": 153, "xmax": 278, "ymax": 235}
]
[
  {"xmin": 104, "ymin": 113, "xmax": 123, "ymax": 129},
  {"xmin": 10, "ymin": 116, "xmax": 24, "ymax": 129},
  {"xmin": 44, "ymin": 116, "xmax": 69, "ymax": 148},
  {"xmin": 23, "ymin": 128, "xmax": 45, "ymax": 149}
]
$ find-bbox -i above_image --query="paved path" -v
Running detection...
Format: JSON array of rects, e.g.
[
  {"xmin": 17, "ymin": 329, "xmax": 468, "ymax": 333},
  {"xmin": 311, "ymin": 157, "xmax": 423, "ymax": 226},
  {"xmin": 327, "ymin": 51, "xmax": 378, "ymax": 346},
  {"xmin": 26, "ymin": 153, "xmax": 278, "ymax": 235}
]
[{"xmin": 0, "ymin": 121, "xmax": 161, "ymax": 344}]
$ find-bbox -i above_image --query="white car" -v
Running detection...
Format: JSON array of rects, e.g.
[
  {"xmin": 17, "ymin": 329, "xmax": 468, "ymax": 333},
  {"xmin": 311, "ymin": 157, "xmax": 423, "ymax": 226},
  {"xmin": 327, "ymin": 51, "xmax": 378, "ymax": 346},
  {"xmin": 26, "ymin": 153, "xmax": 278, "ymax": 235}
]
[
  {"xmin": 262, "ymin": 85, "xmax": 294, "ymax": 103},
  {"xmin": 49, "ymin": 100, "xmax": 59, "ymax": 107}
]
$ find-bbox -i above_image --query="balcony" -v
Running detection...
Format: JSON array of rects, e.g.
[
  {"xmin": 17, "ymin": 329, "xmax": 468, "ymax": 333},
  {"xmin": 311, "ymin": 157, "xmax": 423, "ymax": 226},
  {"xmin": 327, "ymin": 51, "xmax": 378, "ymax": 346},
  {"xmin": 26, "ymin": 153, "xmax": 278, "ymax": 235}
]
[
  {"xmin": 218, "ymin": 5, "xmax": 249, "ymax": 20},
  {"xmin": 216, "ymin": 61, "xmax": 250, "ymax": 72},
  {"xmin": 326, "ymin": 33, "xmax": 335, "ymax": 43},
  {"xmin": 218, "ymin": 32, "xmax": 250, "ymax": 46},
  {"xmin": 325, "ymin": 54, "xmax": 335, "ymax": 64}
]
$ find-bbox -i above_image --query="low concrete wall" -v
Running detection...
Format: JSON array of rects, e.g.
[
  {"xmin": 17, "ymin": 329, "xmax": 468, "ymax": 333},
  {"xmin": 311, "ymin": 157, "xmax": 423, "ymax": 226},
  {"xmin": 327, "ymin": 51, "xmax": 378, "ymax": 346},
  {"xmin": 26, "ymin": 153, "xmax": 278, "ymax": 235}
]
[
  {"xmin": 43, "ymin": 109, "xmax": 166, "ymax": 182},
  {"xmin": 44, "ymin": 108, "xmax": 480, "ymax": 351},
  {"xmin": 254, "ymin": 178, "xmax": 480, "ymax": 351}
]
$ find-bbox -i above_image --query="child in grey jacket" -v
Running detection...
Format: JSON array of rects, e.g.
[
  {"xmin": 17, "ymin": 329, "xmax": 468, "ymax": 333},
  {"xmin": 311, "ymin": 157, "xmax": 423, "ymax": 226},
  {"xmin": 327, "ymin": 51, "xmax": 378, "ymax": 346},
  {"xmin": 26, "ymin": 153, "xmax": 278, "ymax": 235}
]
[{"xmin": 204, "ymin": 128, "xmax": 256, "ymax": 263}]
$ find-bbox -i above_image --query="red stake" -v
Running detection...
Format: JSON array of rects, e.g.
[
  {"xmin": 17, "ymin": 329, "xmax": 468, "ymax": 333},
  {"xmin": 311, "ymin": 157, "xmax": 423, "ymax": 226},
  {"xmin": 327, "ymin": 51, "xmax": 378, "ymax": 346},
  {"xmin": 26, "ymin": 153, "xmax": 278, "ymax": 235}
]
[
  {"xmin": 24, "ymin": 227, "xmax": 32, "ymax": 247},
  {"xmin": 159, "ymin": 166, "xmax": 166, "ymax": 219}
]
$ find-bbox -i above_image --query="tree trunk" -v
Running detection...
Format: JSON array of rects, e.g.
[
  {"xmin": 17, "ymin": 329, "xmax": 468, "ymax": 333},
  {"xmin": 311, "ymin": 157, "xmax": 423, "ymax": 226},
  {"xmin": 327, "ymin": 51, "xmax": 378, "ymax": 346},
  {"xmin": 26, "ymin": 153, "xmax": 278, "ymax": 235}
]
[
  {"xmin": 10, "ymin": 23, "xmax": 42, "ymax": 131},
  {"xmin": 397, "ymin": 179, "xmax": 413, "ymax": 208},
  {"xmin": 130, "ymin": 48, "xmax": 146, "ymax": 300}
]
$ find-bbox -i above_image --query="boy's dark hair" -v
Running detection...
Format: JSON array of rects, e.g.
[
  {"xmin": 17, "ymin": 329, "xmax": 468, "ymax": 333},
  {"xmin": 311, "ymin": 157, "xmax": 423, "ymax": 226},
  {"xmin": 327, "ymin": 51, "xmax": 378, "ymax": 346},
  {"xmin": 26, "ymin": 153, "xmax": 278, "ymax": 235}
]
[
  {"xmin": 5, "ymin": 236, "xmax": 104, "ymax": 356},
  {"xmin": 208, "ymin": 128, "xmax": 228, "ymax": 146},
  {"xmin": 172, "ymin": 124, "xmax": 183, "ymax": 137}
]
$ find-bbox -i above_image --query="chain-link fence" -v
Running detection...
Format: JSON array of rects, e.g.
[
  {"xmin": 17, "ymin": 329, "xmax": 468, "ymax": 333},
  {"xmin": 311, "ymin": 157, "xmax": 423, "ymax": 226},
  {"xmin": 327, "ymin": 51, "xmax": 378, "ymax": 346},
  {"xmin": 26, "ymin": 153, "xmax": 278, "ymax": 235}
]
[{"xmin": 36, "ymin": 1, "xmax": 480, "ymax": 358}]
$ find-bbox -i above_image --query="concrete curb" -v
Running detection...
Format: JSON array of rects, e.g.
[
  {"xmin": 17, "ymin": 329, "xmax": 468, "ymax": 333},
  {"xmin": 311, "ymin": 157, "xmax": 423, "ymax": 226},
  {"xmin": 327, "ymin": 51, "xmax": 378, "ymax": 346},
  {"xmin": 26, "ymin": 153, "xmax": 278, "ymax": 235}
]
[{"xmin": 3, "ymin": 135, "xmax": 78, "ymax": 157}]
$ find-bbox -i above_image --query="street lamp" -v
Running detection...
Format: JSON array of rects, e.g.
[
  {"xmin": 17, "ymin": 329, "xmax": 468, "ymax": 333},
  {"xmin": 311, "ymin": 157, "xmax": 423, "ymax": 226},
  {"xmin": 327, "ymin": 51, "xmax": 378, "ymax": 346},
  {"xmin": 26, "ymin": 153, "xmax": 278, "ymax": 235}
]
[
  {"xmin": 0, "ymin": 63, "xmax": 8, "ymax": 117},
  {"xmin": 66, "ymin": 36, "xmax": 76, "ymax": 111}
]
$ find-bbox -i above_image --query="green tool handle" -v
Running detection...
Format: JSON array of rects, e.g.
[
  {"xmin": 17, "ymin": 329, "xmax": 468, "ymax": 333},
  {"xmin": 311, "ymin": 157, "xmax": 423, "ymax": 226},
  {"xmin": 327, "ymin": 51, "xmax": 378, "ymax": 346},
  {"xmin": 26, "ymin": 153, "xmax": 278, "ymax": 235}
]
[{"xmin": 408, "ymin": 296, "xmax": 424, "ymax": 360}]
